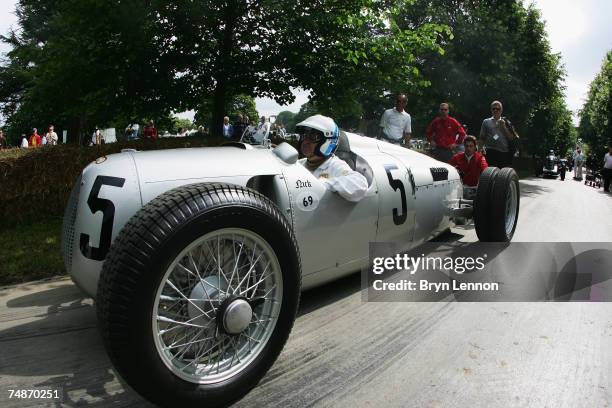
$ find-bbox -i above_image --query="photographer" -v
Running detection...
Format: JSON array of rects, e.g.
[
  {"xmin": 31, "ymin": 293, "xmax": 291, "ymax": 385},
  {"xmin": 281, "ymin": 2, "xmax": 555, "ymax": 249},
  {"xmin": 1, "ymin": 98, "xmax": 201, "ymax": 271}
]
[{"xmin": 479, "ymin": 100, "xmax": 519, "ymax": 168}]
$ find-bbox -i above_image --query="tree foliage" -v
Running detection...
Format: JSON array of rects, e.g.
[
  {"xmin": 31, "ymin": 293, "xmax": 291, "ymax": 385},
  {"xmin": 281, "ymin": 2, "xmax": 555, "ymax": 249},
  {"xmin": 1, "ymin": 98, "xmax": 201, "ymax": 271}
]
[
  {"xmin": 194, "ymin": 94, "xmax": 258, "ymax": 126},
  {"xmin": 0, "ymin": 0, "xmax": 172, "ymax": 144},
  {"xmin": 170, "ymin": 117, "xmax": 195, "ymax": 134},
  {"xmin": 276, "ymin": 110, "xmax": 297, "ymax": 131},
  {"xmin": 396, "ymin": 0, "xmax": 573, "ymax": 156},
  {"xmin": 0, "ymin": 0, "xmax": 576, "ymax": 154},
  {"xmin": 579, "ymin": 50, "xmax": 612, "ymax": 153},
  {"xmin": 1, "ymin": 0, "xmax": 449, "ymax": 140}
]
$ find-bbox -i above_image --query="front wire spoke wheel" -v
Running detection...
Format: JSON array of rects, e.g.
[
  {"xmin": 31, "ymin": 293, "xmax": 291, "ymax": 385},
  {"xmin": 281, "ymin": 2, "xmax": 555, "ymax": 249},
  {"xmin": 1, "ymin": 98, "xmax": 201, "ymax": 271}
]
[
  {"xmin": 97, "ymin": 183, "xmax": 301, "ymax": 407},
  {"xmin": 153, "ymin": 228, "xmax": 283, "ymax": 384}
]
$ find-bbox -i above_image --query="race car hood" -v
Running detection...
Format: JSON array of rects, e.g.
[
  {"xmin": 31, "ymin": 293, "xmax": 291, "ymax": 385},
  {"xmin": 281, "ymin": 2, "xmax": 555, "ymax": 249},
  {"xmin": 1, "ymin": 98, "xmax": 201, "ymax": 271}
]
[
  {"xmin": 64, "ymin": 144, "xmax": 289, "ymax": 298},
  {"xmin": 375, "ymin": 140, "xmax": 460, "ymax": 186},
  {"xmin": 128, "ymin": 145, "xmax": 286, "ymax": 203}
]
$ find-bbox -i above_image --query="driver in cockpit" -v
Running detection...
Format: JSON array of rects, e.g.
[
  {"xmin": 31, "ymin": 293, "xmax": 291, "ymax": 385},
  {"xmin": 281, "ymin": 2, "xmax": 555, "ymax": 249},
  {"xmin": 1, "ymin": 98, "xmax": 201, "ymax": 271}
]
[{"xmin": 296, "ymin": 115, "xmax": 368, "ymax": 202}]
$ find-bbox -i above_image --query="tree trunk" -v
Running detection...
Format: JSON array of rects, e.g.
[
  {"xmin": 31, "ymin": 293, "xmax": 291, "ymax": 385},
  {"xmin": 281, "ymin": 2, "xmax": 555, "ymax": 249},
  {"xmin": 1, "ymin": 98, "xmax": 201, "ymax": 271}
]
[
  {"xmin": 66, "ymin": 114, "xmax": 87, "ymax": 145},
  {"xmin": 211, "ymin": 0, "xmax": 237, "ymax": 137},
  {"xmin": 211, "ymin": 80, "xmax": 227, "ymax": 137}
]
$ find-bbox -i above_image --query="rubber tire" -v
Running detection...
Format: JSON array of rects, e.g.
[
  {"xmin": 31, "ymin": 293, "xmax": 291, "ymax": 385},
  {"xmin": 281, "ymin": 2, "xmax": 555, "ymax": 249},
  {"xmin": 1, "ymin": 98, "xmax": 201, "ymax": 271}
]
[
  {"xmin": 487, "ymin": 167, "xmax": 520, "ymax": 242},
  {"xmin": 474, "ymin": 167, "xmax": 500, "ymax": 241},
  {"xmin": 96, "ymin": 183, "xmax": 301, "ymax": 408}
]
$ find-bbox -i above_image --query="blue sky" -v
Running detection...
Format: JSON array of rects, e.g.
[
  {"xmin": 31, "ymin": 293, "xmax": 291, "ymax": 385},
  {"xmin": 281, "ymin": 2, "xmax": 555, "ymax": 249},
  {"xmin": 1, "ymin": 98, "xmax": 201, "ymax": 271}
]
[{"xmin": 1, "ymin": 0, "xmax": 611, "ymax": 123}]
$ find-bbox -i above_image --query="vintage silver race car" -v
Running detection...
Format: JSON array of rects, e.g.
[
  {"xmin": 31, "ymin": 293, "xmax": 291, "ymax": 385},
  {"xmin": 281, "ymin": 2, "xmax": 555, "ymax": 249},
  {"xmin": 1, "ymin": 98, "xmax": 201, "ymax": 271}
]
[
  {"xmin": 541, "ymin": 151, "xmax": 559, "ymax": 178},
  {"xmin": 61, "ymin": 131, "xmax": 519, "ymax": 407}
]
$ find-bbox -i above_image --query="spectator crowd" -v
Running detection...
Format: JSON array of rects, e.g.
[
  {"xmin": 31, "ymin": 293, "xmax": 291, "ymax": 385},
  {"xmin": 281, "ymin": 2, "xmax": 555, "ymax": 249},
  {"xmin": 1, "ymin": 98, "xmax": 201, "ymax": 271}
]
[
  {"xmin": 1, "ymin": 125, "xmax": 60, "ymax": 149},
  {"xmin": 0, "ymin": 98, "xmax": 609, "ymax": 195}
]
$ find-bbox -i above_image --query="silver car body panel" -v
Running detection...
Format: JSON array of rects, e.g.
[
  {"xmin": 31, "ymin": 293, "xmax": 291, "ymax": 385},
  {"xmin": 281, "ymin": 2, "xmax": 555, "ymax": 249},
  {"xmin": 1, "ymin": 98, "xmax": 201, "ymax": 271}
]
[
  {"xmin": 64, "ymin": 134, "xmax": 463, "ymax": 298},
  {"xmin": 69, "ymin": 153, "xmax": 143, "ymax": 296}
]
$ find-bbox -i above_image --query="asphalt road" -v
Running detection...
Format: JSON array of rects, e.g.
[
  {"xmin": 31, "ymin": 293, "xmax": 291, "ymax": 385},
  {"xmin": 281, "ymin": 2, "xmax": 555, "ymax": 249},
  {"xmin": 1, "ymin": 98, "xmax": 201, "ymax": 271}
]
[{"xmin": 1, "ymin": 176, "xmax": 611, "ymax": 408}]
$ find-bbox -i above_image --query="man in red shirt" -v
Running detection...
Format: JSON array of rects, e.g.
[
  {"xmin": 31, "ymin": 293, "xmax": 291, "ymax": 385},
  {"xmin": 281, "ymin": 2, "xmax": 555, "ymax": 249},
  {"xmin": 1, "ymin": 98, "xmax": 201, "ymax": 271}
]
[
  {"xmin": 449, "ymin": 136, "xmax": 488, "ymax": 186},
  {"xmin": 29, "ymin": 128, "xmax": 42, "ymax": 148},
  {"xmin": 143, "ymin": 120, "xmax": 158, "ymax": 140},
  {"xmin": 426, "ymin": 102, "xmax": 466, "ymax": 163}
]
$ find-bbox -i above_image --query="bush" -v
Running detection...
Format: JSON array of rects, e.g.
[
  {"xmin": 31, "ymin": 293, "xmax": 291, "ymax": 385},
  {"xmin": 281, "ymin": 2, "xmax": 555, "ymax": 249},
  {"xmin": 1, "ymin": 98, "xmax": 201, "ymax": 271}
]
[
  {"xmin": 0, "ymin": 217, "xmax": 64, "ymax": 285},
  {"xmin": 0, "ymin": 136, "xmax": 227, "ymax": 228}
]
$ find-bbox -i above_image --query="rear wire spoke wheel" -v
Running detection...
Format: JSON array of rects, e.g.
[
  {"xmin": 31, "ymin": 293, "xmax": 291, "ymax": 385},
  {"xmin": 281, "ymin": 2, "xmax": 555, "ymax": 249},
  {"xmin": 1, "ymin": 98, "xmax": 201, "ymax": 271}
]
[{"xmin": 97, "ymin": 183, "xmax": 301, "ymax": 408}]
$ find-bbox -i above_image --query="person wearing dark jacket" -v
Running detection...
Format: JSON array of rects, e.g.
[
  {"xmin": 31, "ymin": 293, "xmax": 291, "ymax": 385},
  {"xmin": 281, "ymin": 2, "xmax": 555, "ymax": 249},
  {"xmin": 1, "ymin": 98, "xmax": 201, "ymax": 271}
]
[{"xmin": 559, "ymin": 160, "xmax": 567, "ymax": 181}]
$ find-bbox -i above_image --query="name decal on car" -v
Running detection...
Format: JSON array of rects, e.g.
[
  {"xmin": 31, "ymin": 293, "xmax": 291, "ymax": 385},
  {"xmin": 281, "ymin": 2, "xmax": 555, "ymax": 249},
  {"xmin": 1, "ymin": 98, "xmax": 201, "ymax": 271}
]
[{"xmin": 295, "ymin": 179, "xmax": 313, "ymax": 189}]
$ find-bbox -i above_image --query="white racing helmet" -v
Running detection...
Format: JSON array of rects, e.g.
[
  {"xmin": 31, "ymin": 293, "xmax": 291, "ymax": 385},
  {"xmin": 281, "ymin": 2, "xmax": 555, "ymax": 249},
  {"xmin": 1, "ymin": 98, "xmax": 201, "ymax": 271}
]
[{"xmin": 296, "ymin": 114, "xmax": 339, "ymax": 157}]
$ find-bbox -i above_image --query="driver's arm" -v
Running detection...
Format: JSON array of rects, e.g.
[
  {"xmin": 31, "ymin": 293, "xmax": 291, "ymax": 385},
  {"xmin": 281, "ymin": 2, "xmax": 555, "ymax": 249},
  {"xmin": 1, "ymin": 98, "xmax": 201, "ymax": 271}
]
[{"xmin": 322, "ymin": 157, "xmax": 368, "ymax": 202}]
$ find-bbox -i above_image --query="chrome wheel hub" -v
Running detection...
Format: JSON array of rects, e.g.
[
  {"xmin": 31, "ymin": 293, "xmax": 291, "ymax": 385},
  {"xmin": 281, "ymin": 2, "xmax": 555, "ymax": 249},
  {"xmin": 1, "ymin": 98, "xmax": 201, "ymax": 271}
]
[{"xmin": 221, "ymin": 298, "xmax": 253, "ymax": 334}]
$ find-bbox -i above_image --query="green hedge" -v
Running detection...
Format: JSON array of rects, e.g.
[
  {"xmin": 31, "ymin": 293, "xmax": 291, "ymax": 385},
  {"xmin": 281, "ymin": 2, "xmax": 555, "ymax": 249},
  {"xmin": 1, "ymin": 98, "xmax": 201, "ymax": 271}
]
[
  {"xmin": 0, "ymin": 217, "xmax": 64, "ymax": 285},
  {"xmin": 0, "ymin": 136, "xmax": 227, "ymax": 229}
]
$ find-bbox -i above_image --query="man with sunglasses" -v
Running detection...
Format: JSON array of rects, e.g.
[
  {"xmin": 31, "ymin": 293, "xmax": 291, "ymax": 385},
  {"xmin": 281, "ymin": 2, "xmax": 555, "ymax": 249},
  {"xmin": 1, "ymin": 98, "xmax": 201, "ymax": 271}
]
[
  {"xmin": 479, "ymin": 100, "xmax": 518, "ymax": 168},
  {"xmin": 426, "ymin": 102, "xmax": 466, "ymax": 163},
  {"xmin": 378, "ymin": 94, "xmax": 412, "ymax": 146},
  {"xmin": 297, "ymin": 115, "xmax": 368, "ymax": 202}
]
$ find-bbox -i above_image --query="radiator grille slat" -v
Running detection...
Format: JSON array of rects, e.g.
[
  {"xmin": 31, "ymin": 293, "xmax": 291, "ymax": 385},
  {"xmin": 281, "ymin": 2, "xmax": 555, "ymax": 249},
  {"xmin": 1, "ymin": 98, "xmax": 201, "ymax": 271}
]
[
  {"xmin": 430, "ymin": 167, "xmax": 449, "ymax": 182},
  {"xmin": 61, "ymin": 174, "xmax": 82, "ymax": 272}
]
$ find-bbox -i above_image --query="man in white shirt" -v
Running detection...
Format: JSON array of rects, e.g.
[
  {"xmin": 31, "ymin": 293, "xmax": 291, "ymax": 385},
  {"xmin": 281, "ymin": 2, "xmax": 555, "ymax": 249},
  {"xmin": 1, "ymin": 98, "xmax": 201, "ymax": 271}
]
[
  {"xmin": 253, "ymin": 116, "xmax": 270, "ymax": 144},
  {"xmin": 46, "ymin": 125, "xmax": 58, "ymax": 145},
  {"xmin": 573, "ymin": 148, "xmax": 584, "ymax": 180},
  {"xmin": 378, "ymin": 94, "xmax": 412, "ymax": 146},
  {"xmin": 297, "ymin": 114, "xmax": 368, "ymax": 202},
  {"xmin": 603, "ymin": 145, "xmax": 612, "ymax": 192},
  {"xmin": 91, "ymin": 127, "xmax": 102, "ymax": 146}
]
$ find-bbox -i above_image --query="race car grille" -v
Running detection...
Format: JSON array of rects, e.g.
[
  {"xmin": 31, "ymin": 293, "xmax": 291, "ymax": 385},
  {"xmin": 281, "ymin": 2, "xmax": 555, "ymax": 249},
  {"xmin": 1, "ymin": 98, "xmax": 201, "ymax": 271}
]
[
  {"xmin": 61, "ymin": 174, "xmax": 82, "ymax": 273},
  {"xmin": 430, "ymin": 167, "xmax": 449, "ymax": 182}
]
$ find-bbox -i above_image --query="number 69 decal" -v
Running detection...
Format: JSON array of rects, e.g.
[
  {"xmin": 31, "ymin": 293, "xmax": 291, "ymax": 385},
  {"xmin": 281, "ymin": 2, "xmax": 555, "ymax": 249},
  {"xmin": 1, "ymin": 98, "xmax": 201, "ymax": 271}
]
[
  {"xmin": 296, "ymin": 190, "xmax": 320, "ymax": 212},
  {"xmin": 80, "ymin": 175, "xmax": 126, "ymax": 261}
]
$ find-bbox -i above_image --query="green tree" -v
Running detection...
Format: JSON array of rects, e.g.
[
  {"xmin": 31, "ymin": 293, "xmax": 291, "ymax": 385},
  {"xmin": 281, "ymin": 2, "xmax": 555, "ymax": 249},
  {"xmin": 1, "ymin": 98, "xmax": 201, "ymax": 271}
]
[
  {"xmin": 227, "ymin": 95, "xmax": 258, "ymax": 123},
  {"xmin": 1, "ymin": 0, "xmax": 448, "ymax": 142},
  {"xmin": 194, "ymin": 94, "xmax": 258, "ymax": 126},
  {"xmin": 396, "ymin": 1, "xmax": 572, "ymax": 156},
  {"xmin": 0, "ymin": 0, "xmax": 172, "ymax": 144},
  {"xmin": 276, "ymin": 110, "xmax": 297, "ymax": 131},
  {"xmin": 579, "ymin": 50, "xmax": 612, "ymax": 153},
  {"xmin": 169, "ymin": 117, "xmax": 195, "ymax": 134},
  {"xmin": 152, "ymin": 0, "xmax": 448, "ymax": 135}
]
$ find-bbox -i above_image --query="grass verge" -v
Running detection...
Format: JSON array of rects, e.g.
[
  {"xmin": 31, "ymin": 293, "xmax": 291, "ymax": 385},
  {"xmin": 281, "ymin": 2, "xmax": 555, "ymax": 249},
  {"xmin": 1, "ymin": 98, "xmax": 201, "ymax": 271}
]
[{"xmin": 0, "ymin": 217, "xmax": 65, "ymax": 286}]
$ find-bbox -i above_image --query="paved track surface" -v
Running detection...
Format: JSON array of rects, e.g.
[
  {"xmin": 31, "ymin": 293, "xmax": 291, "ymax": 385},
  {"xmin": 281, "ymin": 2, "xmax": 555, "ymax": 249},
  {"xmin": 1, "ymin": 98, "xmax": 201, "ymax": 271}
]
[{"xmin": 1, "ymin": 176, "xmax": 611, "ymax": 407}]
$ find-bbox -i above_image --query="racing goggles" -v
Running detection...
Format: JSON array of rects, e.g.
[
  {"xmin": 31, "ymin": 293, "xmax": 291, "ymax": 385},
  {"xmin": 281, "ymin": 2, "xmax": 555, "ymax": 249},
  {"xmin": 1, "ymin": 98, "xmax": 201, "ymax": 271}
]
[{"xmin": 299, "ymin": 129, "xmax": 323, "ymax": 142}]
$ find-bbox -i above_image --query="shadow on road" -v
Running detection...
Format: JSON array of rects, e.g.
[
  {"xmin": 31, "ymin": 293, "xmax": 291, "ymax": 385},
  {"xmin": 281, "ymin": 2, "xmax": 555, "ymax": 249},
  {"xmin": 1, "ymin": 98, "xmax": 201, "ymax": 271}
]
[
  {"xmin": 0, "ymin": 284, "xmax": 153, "ymax": 407},
  {"xmin": 298, "ymin": 273, "xmax": 361, "ymax": 317},
  {"xmin": 519, "ymin": 179, "xmax": 552, "ymax": 198},
  {"xmin": 6, "ymin": 284, "xmax": 83, "ymax": 309}
]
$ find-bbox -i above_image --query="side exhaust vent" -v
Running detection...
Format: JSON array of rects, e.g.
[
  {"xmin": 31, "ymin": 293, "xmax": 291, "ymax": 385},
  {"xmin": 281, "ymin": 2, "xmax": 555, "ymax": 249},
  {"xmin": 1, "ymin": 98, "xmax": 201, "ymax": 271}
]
[{"xmin": 430, "ymin": 167, "xmax": 449, "ymax": 182}]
